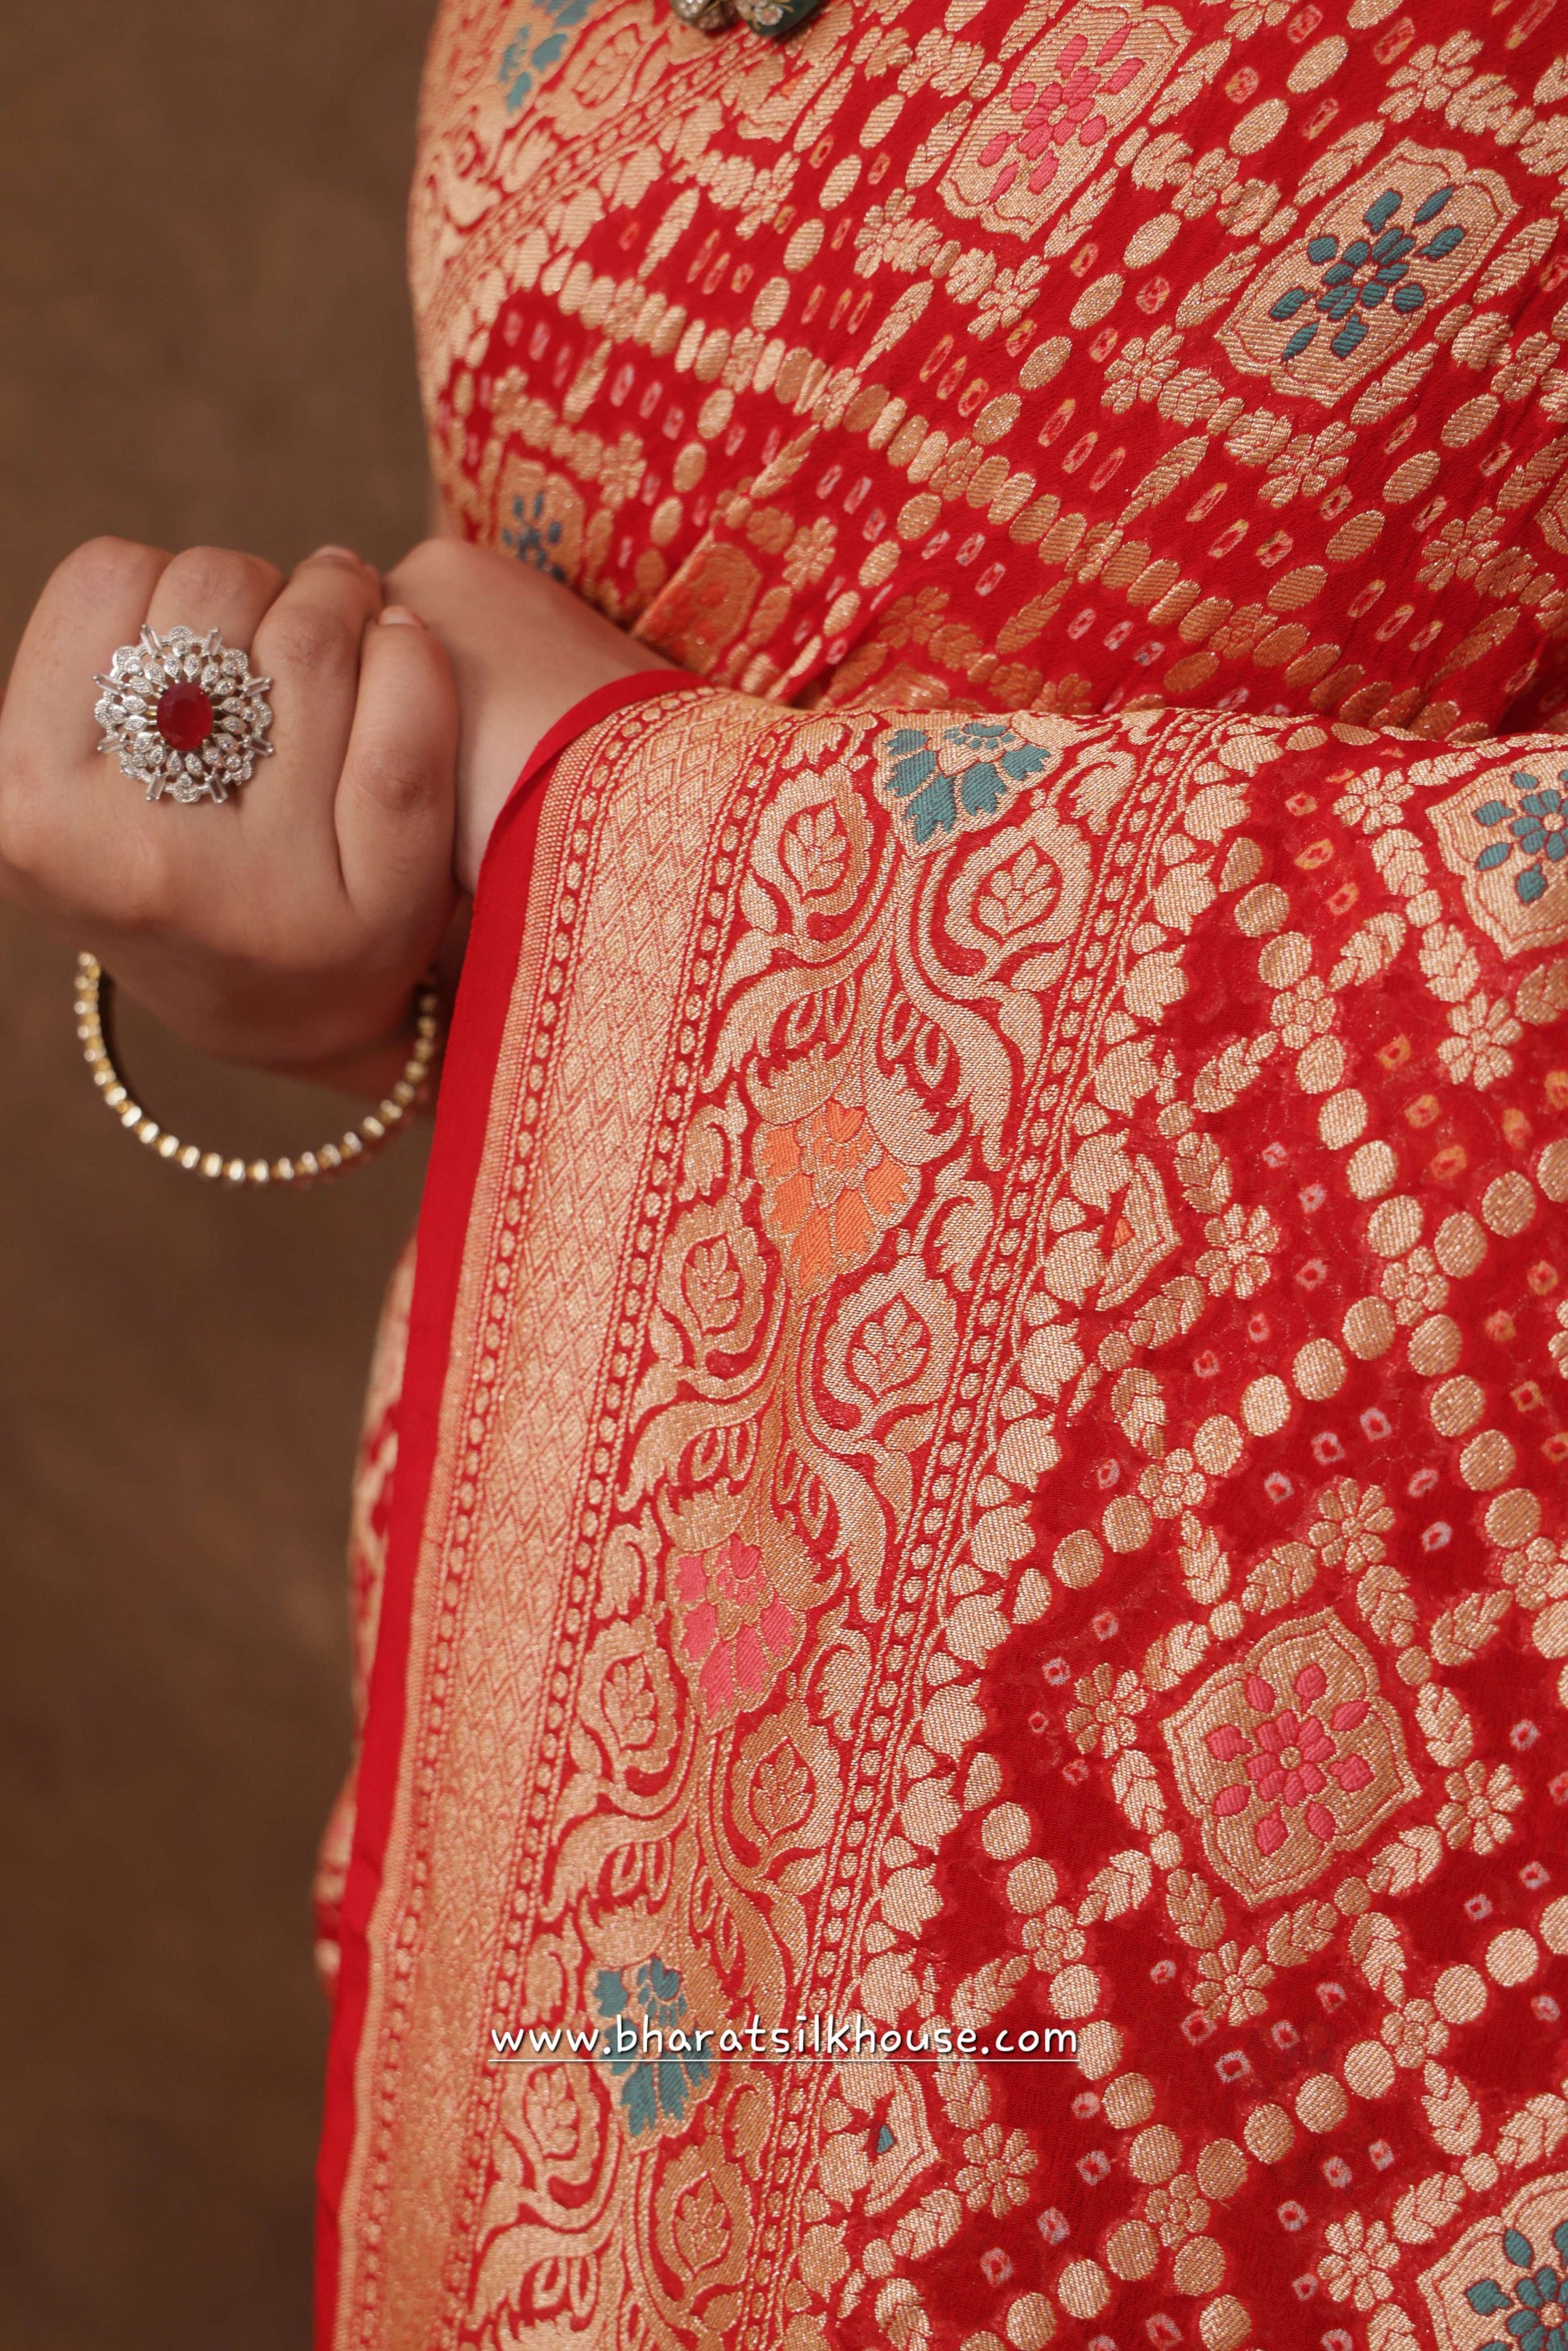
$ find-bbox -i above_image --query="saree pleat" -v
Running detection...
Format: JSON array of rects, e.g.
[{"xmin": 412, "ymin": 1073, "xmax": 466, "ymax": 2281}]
[{"xmin": 319, "ymin": 2, "xmax": 1568, "ymax": 2342}]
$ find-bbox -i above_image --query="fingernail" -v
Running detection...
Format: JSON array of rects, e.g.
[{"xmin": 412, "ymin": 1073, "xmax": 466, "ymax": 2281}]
[
  {"xmin": 380, "ymin": 603, "xmax": 424, "ymax": 628},
  {"xmin": 308, "ymin": 544, "xmax": 366, "ymax": 568}
]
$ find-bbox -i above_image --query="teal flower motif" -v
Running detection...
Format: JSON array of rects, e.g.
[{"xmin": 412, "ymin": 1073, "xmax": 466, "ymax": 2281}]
[
  {"xmin": 498, "ymin": 0, "xmax": 597, "ymax": 114},
  {"xmin": 1464, "ymin": 2218, "xmax": 1568, "ymax": 2351},
  {"xmin": 595, "ymin": 1958, "xmax": 711, "ymax": 2138},
  {"xmin": 1471, "ymin": 769, "xmax": 1568, "ymax": 906},
  {"xmin": 1271, "ymin": 185, "xmax": 1464, "ymax": 363},
  {"xmin": 502, "ymin": 487, "xmax": 566, "ymax": 581},
  {"xmin": 876, "ymin": 719, "xmax": 1056, "ymax": 845}
]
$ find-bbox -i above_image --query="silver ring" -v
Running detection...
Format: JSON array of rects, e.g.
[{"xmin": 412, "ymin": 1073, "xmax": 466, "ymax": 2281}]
[{"xmin": 94, "ymin": 624, "xmax": 274, "ymax": 804}]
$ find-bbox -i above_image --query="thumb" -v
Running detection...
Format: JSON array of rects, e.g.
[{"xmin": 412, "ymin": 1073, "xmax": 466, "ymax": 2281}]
[{"xmin": 334, "ymin": 605, "xmax": 459, "ymax": 937}]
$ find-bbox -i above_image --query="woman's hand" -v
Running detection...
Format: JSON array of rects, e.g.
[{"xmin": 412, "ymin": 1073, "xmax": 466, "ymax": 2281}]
[
  {"xmin": 0, "ymin": 538, "xmax": 459, "ymax": 1081},
  {"xmin": 386, "ymin": 539, "xmax": 676, "ymax": 894}
]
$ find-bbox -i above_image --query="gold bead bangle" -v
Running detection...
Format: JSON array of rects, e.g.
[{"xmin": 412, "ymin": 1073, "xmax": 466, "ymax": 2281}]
[{"xmin": 73, "ymin": 951, "xmax": 441, "ymax": 1187}]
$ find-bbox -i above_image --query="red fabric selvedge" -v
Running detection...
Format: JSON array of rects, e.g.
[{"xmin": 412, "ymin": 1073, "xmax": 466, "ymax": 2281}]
[{"xmin": 313, "ymin": 664, "xmax": 698, "ymax": 2345}]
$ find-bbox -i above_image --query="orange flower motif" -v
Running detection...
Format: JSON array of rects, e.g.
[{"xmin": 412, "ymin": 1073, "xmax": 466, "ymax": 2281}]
[{"xmin": 757, "ymin": 1099, "xmax": 915, "ymax": 1296}]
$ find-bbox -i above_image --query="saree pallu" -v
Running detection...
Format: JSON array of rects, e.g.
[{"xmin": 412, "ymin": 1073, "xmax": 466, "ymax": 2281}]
[
  {"xmin": 318, "ymin": 2, "xmax": 1568, "ymax": 2345},
  {"xmin": 319, "ymin": 685, "xmax": 1568, "ymax": 2351}
]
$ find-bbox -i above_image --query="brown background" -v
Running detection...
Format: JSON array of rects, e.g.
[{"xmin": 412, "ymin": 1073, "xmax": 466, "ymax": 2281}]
[{"xmin": 1, "ymin": 3, "xmax": 439, "ymax": 2343}]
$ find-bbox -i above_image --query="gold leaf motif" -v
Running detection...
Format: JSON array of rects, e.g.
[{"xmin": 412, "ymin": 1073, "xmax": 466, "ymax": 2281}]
[
  {"xmin": 1495, "ymin": 2093, "xmax": 1568, "ymax": 2169},
  {"xmin": 672, "ymin": 2171, "xmax": 734, "ymax": 2278},
  {"xmin": 1127, "ymin": 1274, "xmax": 1206, "ymax": 1350},
  {"xmin": 1349, "ymin": 1909, "xmax": 1406, "ymax": 2000},
  {"xmin": 1415, "ymin": 1681, "xmax": 1474, "ymax": 1768},
  {"xmin": 888, "ymin": 2190, "xmax": 964, "ymax": 2261},
  {"xmin": 1418, "ymin": 922, "xmax": 1481, "ymax": 1006},
  {"xmin": 1180, "ymin": 1520, "xmax": 1230, "ymax": 1607},
  {"xmin": 1365, "ymin": 1823, "xmax": 1444, "ymax": 1896},
  {"xmin": 1390, "ymin": 2170, "xmax": 1466, "ymax": 2245},
  {"xmin": 1240, "ymin": 1541, "xmax": 1317, "ymax": 1614},
  {"xmin": 1421, "ymin": 2063, "xmax": 1482, "ymax": 2158},
  {"xmin": 1330, "ymin": 910, "xmax": 1407, "ymax": 989},
  {"xmin": 1517, "ymin": 956, "xmax": 1568, "ymax": 1024},
  {"xmin": 1112, "ymin": 1366, "xmax": 1167, "ymax": 1455},
  {"xmin": 1111, "ymin": 1747, "xmax": 1167, "ymax": 1833},
  {"xmin": 1367, "ymin": 2305, "xmax": 1423, "ymax": 2351},
  {"xmin": 1166, "ymin": 1866, "xmax": 1228, "ymax": 1951},
  {"xmin": 1428, "ymin": 1589, "xmax": 1510, "ymax": 1667},
  {"xmin": 1143, "ymin": 1619, "xmax": 1211, "ymax": 1690},
  {"xmin": 1194, "ymin": 1030, "xmax": 1279, "ymax": 1109},
  {"xmin": 1175, "ymin": 1129, "xmax": 1233, "ymax": 1211},
  {"xmin": 952, "ymin": 1955, "xmax": 1030, "ymax": 2034},
  {"xmin": 1265, "ymin": 1898, "xmax": 1338, "ymax": 1969},
  {"xmin": 749, "ymin": 1742, "xmax": 815, "ymax": 1847},
  {"xmin": 1355, "ymin": 1559, "xmax": 1417, "ymax": 1648},
  {"xmin": 1076, "ymin": 1848, "xmax": 1155, "ymax": 1924},
  {"xmin": 1350, "ymin": 342, "xmax": 1439, "ymax": 428}
]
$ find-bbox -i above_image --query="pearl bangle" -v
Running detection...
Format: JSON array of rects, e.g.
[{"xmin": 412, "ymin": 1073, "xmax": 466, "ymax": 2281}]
[{"xmin": 73, "ymin": 951, "xmax": 441, "ymax": 1187}]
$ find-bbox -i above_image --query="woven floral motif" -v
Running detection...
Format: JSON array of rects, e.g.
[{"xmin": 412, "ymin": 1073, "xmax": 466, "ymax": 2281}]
[
  {"xmin": 1162, "ymin": 1609, "xmax": 1421, "ymax": 1902},
  {"xmin": 1429, "ymin": 760, "xmax": 1568, "ymax": 956},
  {"xmin": 1220, "ymin": 145, "xmax": 1516, "ymax": 401},
  {"xmin": 940, "ymin": 1, "xmax": 1189, "ymax": 238},
  {"xmin": 1419, "ymin": 2173, "xmax": 1568, "ymax": 2348}
]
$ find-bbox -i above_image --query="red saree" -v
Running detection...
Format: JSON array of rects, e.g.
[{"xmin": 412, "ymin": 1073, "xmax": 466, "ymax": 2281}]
[{"xmin": 318, "ymin": 2, "xmax": 1568, "ymax": 2345}]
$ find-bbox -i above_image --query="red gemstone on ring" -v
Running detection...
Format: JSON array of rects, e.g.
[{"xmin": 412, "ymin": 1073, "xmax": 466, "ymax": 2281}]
[{"xmin": 156, "ymin": 678, "xmax": 215, "ymax": 752}]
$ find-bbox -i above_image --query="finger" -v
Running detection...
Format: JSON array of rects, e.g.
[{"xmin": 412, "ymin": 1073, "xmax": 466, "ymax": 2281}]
[
  {"xmin": 243, "ymin": 548, "xmax": 384, "ymax": 848},
  {"xmin": 145, "ymin": 542, "xmax": 284, "ymax": 657},
  {"xmin": 0, "ymin": 537, "xmax": 172, "ymax": 918},
  {"xmin": 334, "ymin": 606, "xmax": 458, "ymax": 939},
  {"xmin": 2, "ymin": 537, "xmax": 169, "ymax": 768},
  {"xmin": 132, "ymin": 545, "xmax": 285, "ymax": 840}
]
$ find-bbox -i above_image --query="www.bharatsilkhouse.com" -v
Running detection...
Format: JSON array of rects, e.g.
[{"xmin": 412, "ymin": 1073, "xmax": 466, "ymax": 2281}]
[{"xmin": 489, "ymin": 2015, "xmax": 1078, "ymax": 2064}]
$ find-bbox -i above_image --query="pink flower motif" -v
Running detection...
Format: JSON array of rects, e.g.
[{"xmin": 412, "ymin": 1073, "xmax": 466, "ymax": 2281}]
[
  {"xmin": 980, "ymin": 22, "xmax": 1144, "ymax": 204},
  {"xmin": 1205, "ymin": 1661, "xmax": 1376, "ymax": 1859},
  {"xmin": 674, "ymin": 1535, "xmax": 799, "ymax": 1719}
]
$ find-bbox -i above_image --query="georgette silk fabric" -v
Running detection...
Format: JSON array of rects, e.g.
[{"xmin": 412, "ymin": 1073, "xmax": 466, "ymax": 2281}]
[{"xmin": 316, "ymin": 2, "xmax": 1568, "ymax": 2348}]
